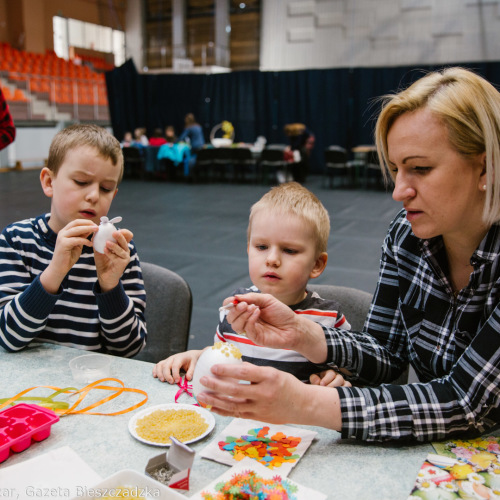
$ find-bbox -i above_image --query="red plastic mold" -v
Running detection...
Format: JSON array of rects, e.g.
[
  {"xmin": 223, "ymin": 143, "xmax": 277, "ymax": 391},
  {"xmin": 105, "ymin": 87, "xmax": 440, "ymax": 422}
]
[{"xmin": 0, "ymin": 403, "xmax": 59, "ymax": 463}]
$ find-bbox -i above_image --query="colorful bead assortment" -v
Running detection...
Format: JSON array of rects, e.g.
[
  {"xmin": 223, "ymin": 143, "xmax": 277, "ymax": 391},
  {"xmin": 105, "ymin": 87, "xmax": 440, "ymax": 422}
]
[
  {"xmin": 201, "ymin": 469, "xmax": 298, "ymax": 500},
  {"xmin": 218, "ymin": 426, "xmax": 301, "ymax": 469}
]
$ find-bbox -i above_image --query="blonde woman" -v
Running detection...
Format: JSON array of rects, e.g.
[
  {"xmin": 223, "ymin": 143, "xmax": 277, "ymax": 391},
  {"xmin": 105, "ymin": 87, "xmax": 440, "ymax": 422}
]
[{"xmin": 195, "ymin": 67, "xmax": 500, "ymax": 443}]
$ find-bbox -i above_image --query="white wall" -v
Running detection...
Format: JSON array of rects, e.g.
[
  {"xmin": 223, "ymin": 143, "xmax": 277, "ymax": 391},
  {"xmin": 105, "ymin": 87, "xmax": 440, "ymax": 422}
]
[
  {"xmin": 260, "ymin": 0, "xmax": 500, "ymax": 71},
  {"xmin": 1, "ymin": 124, "xmax": 113, "ymax": 169},
  {"xmin": 1, "ymin": 125, "xmax": 62, "ymax": 168}
]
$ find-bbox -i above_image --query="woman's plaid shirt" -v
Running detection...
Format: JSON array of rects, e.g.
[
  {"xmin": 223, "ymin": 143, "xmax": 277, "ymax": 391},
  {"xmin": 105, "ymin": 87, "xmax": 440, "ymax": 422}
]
[{"xmin": 328, "ymin": 209, "xmax": 500, "ymax": 442}]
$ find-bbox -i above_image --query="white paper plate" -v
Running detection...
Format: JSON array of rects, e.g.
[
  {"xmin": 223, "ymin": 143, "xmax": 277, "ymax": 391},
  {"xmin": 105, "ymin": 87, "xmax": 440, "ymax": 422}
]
[
  {"xmin": 74, "ymin": 469, "xmax": 184, "ymax": 499},
  {"xmin": 128, "ymin": 403, "xmax": 215, "ymax": 447}
]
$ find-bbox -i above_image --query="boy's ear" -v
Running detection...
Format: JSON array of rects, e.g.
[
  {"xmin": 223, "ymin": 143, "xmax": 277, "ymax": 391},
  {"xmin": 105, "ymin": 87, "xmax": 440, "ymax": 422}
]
[
  {"xmin": 40, "ymin": 167, "xmax": 54, "ymax": 198},
  {"xmin": 310, "ymin": 252, "xmax": 328, "ymax": 279}
]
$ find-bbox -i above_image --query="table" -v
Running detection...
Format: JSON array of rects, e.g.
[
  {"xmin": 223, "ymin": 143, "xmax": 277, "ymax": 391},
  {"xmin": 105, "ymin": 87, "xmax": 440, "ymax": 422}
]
[
  {"xmin": 349, "ymin": 145, "xmax": 378, "ymax": 187},
  {"xmin": 0, "ymin": 344, "xmax": 431, "ymax": 499}
]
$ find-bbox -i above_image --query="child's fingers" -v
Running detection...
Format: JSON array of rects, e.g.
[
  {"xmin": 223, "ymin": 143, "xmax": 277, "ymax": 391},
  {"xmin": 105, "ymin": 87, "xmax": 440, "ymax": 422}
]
[
  {"xmin": 153, "ymin": 359, "xmax": 175, "ymax": 383},
  {"xmin": 185, "ymin": 363, "xmax": 196, "ymax": 381}
]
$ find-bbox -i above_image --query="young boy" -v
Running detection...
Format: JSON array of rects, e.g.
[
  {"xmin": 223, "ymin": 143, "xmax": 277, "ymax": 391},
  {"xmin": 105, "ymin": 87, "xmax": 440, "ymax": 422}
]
[
  {"xmin": 0, "ymin": 124, "xmax": 146, "ymax": 357},
  {"xmin": 153, "ymin": 182, "xmax": 351, "ymax": 386}
]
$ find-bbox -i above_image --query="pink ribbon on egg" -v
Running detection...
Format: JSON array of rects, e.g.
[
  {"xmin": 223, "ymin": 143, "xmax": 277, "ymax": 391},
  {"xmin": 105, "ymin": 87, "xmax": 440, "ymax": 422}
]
[{"xmin": 175, "ymin": 377, "xmax": 198, "ymax": 406}]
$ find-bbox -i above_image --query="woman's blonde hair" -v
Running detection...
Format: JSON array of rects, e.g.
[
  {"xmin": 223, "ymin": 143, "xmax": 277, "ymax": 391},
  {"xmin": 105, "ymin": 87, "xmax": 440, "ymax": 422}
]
[
  {"xmin": 47, "ymin": 124, "xmax": 124, "ymax": 183},
  {"xmin": 375, "ymin": 67, "xmax": 500, "ymax": 225},
  {"xmin": 248, "ymin": 182, "xmax": 330, "ymax": 253}
]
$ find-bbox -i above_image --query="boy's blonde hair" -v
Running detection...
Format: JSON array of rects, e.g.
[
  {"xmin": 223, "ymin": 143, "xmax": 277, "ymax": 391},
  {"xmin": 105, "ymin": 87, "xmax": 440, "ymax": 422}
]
[
  {"xmin": 375, "ymin": 66, "xmax": 500, "ymax": 225},
  {"xmin": 47, "ymin": 124, "xmax": 124, "ymax": 183},
  {"xmin": 248, "ymin": 182, "xmax": 330, "ymax": 253}
]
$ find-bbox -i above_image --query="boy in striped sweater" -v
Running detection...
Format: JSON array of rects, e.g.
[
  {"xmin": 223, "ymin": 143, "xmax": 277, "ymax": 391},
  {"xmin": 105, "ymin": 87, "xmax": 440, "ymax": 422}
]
[
  {"xmin": 0, "ymin": 124, "xmax": 146, "ymax": 357},
  {"xmin": 154, "ymin": 182, "xmax": 351, "ymax": 386}
]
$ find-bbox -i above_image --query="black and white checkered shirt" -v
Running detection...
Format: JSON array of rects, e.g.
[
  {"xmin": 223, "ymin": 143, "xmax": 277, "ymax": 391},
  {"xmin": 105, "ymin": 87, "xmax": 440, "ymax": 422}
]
[{"xmin": 327, "ymin": 209, "xmax": 500, "ymax": 442}]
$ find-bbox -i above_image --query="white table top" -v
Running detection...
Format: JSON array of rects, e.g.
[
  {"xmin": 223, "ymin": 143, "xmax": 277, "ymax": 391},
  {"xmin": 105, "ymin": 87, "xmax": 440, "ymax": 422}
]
[{"xmin": 0, "ymin": 343, "xmax": 432, "ymax": 499}]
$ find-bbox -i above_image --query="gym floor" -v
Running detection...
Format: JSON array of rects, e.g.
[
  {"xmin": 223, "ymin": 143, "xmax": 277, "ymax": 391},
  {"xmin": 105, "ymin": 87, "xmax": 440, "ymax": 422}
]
[{"xmin": 0, "ymin": 169, "xmax": 400, "ymax": 350}]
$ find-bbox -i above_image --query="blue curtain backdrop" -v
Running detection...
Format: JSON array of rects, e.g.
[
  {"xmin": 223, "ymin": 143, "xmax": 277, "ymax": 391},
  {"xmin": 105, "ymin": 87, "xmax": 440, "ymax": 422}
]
[{"xmin": 105, "ymin": 60, "xmax": 500, "ymax": 173}]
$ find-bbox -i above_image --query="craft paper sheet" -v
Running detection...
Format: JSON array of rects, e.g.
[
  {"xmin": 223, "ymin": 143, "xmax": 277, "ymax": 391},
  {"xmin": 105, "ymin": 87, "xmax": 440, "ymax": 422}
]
[
  {"xmin": 190, "ymin": 457, "xmax": 327, "ymax": 500},
  {"xmin": 199, "ymin": 418, "xmax": 317, "ymax": 476},
  {"xmin": 0, "ymin": 446, "xmax": 102, "ymax": 500},
  {"xmin": 407, "ymin": 435, "xmax": 500, "ymax": 499}
]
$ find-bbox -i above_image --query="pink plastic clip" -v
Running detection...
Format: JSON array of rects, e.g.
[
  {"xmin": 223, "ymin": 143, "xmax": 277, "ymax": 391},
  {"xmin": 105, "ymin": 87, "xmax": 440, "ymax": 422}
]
[{"xmin": 174, "ymin": 377, "xmax": 198, "ymax": 406}]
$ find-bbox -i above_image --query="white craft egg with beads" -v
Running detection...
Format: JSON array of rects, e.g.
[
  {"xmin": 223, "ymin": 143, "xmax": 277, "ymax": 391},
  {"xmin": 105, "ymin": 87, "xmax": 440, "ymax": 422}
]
[{"xmin": 192, "ymin": 342, "xmax": 243, "ymax": 409}]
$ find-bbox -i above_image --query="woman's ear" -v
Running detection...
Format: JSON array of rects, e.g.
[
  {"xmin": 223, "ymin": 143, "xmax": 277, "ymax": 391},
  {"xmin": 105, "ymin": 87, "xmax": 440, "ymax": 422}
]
[
  {"xmin": 40, "ymin": 167, "xmax": 54, "ymax": 198},
  {"xmin": 310, "ymin": 252, "xmax": 328, "ymax": 279}
]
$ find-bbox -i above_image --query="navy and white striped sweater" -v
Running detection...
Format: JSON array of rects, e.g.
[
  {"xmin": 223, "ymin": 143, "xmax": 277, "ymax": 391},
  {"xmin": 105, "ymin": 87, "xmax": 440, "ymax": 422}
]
[{"xmin": 0, "ymin": 214, "xmax": 146, "ymax": 357}]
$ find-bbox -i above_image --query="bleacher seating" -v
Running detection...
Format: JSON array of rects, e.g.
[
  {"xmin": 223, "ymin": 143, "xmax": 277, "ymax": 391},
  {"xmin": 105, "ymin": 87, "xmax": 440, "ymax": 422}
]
[{"xmin": 0, "ymin": 42, "xmax": 111, "ymax": 122}]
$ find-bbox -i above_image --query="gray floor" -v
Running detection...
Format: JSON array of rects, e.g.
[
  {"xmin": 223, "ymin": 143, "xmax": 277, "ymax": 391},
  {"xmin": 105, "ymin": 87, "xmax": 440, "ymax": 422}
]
[{"xmin": 0, "ymin": 170, "xmax": 400, "ymax": 350}]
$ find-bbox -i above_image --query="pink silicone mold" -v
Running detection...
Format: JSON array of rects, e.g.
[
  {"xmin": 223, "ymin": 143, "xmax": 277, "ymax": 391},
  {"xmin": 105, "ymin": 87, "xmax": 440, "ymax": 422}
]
[{"xmin": 0, "ymin": 403, "xmax": 59, "ymax": 463}]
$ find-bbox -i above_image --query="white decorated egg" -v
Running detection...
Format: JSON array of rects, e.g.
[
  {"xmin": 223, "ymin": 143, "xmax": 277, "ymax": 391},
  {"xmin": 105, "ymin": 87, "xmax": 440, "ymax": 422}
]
[
  {"xmin": 192, "ymin": 342, "xmax": 242, "ymax": 409},
  {"xmin": 93, "ymin": 216, "xmax": 122, "ymax": 254}
]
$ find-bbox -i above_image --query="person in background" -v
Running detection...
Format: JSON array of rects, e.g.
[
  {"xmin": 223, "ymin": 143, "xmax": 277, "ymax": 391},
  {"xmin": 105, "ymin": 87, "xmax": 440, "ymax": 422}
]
[
  {"xmin": 194, "ymin": 67, "xmax": 500, "ymax": 443},
  {"xmin": 178, "ymin": 113, "xmax": 205, "ymax": 153},
  {"xmin": 165, "ymin": 125, "xmax": 177, "ymax": 144},
  {"xmin": 121, "ymin": 131, "xmax": 133, "ymax": 147},
  {"xmin": 148, "ymin": 128, "xmax": 167, "ymax": 147},
  {"xmin": 132, "ymin": 127, "xmax": 149, "ymax": 147},
  {"xmin": 153, "ymin": 182, "xmax": 351, "ymax": 387},
  {"xmin": 0, "ymin": 124, "xmax": 146, "ymax": 356},
  {"xmin": 284, "ymin": 123, "xmax": 314, "ymax": 183},
  {"xmin": 0, "ymin": 87, "xmax": 16, "ymax": 151}
]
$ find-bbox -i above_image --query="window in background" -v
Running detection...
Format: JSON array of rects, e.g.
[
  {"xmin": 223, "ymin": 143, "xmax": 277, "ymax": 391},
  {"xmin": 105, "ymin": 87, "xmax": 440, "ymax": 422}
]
[{"xmin": 53, "ymin": 16, "xmax": 125, "ymax": 67}]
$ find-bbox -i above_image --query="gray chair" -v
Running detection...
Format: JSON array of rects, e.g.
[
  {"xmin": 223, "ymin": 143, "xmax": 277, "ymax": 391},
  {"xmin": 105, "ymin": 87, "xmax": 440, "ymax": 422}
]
[
  {"xmin": 134, "ymin": 261, "xmax": 192, "ymax": 363},
  {"xmin": 308, "ymin": 284, "xmax": 372, "ymax": 331},
  {"xmin": 308, "ymin": 284, "xmax": 409, "ymax": 384}
]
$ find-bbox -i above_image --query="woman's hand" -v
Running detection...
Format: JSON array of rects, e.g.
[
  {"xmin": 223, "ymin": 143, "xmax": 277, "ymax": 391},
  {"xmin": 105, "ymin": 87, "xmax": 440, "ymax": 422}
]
[
  {"xmin": 196, "ymin": 362, "xmax": 342, "ymax": 431},
  {"xmin": 197, "ymin": 362, "xmax": 308, "ymax": 423},
  {"xmin": 225, "ymin": 293, "xmax": 328, "ymax": 363}
]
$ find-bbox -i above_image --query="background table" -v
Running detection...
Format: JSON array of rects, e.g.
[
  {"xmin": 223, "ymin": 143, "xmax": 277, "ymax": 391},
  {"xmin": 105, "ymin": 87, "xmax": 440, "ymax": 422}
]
[{"xmin": 0, "ymin": 344, "xmax": 431, "ymax": 499}]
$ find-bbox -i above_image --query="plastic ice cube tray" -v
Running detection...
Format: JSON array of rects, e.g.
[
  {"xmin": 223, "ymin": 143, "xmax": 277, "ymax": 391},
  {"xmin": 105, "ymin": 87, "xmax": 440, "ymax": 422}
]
[{"xmin": 0, "ymin": 403, "xmax": 59, "ymax": 463}]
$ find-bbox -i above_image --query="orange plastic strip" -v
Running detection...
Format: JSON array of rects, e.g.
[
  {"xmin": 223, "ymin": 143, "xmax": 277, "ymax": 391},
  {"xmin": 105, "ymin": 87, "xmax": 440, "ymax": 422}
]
[{"xmin": 0, "ymin": 379, "xmax": 148, "ymax": 416}]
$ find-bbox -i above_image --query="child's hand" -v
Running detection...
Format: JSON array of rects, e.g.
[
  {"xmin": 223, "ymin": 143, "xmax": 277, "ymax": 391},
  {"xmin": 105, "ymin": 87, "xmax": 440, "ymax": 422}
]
[
  {"xmin": 153, "ymin": 349, "xmax": 203, "ymax": 384},
  {"xmin": 41, "ymin": 219, "xmax": 97, "ymax": 294},
  {"xmin": 309, "ymin": 369, "xmax": 352, "ymax": 388},
  {"xmin": 94, "ymin": 228, "xmax": 133, "ymax": 292}
]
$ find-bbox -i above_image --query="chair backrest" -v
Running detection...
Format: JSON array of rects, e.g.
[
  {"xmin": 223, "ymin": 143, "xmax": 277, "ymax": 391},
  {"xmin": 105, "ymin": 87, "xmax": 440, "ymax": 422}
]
[
  {"xmin": 213, "ymin": 147, "xmax": 233, "ymax": 163},
  {"xmin": 230, "ymin": 147, "xmax": 253, "ymax": 162},
  {"xmin": 122, "ymin": 146, "xmax": 144, "ymax": 160},
  {"xmin": 260, "ymin": 148, "xmax": 286, "ymax": 164},
  {"xmin": 308, "ymin": 284, "xmax": 372, "ymax": 331},
  {"xmin": 134, "ymin": 261, "xmax": 193, "ymax": 363},
  {"xmin": 196, "ymin": 147, "xmax": 216, "ymax": 164},
  {"xmin": 324, "ymin": 148, "xmax": 348, "ymax": 166},
  {"xmin": 366, "ymin": 149, "xmax": 380, "ymax": 167},
  {"xmin": 308, "ymin": 284, "xmax": 409, "ymax": 383}
]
